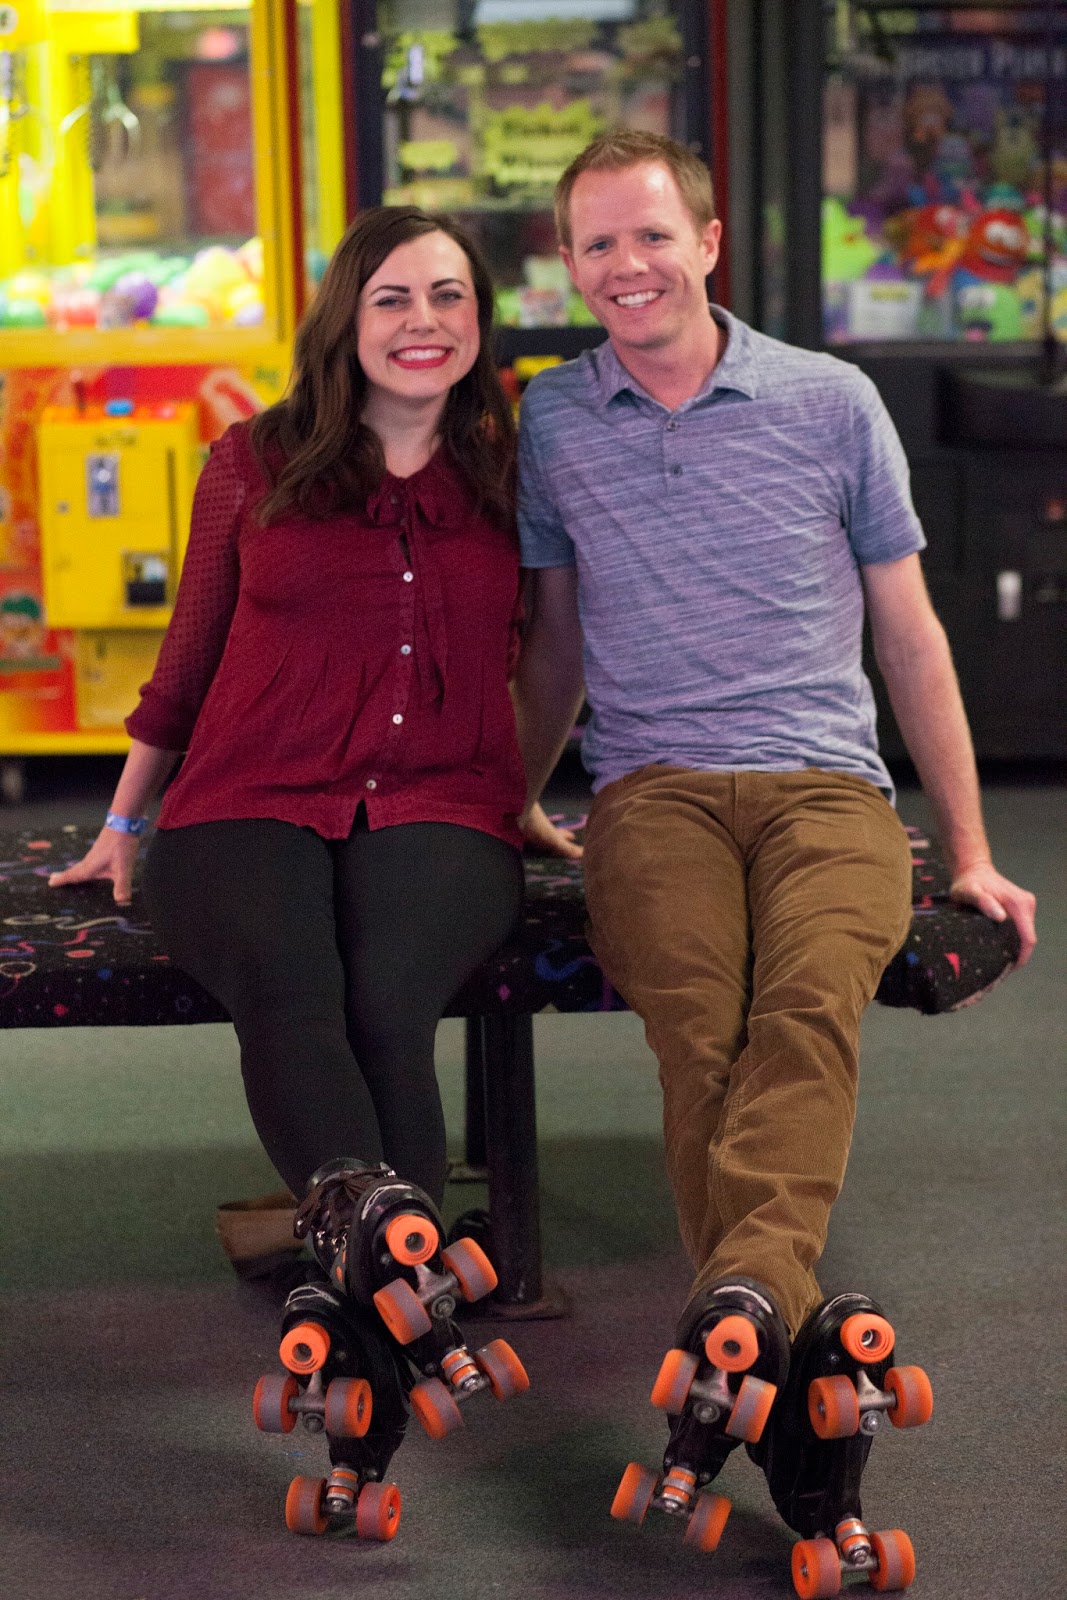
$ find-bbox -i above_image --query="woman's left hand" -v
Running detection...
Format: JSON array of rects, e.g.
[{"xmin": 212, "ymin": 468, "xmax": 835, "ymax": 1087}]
[{"xmin": 521, "ymin": 802, "xmax": 583, "ymax": 860}]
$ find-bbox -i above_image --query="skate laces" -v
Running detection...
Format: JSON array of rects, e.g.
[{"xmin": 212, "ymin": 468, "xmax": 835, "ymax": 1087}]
[{"xmin": 293, "ymin": 1170, "xmax": 368, "ymax": 1243}]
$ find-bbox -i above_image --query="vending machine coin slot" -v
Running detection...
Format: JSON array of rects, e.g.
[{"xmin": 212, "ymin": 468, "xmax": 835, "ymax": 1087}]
[{"xmin": 86, "ymin": 453, "xmax": 120, "ymax": 517}]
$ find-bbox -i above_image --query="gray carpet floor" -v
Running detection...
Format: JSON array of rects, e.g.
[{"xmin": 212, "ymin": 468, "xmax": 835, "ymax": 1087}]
[{"xmin": 0, "ymin": 763, "xmax": 1064, "ymax": 1600}]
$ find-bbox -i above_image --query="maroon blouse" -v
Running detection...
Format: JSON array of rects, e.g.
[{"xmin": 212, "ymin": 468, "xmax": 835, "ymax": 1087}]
[{"xmin": 127, "ymin": 423, "xmax": 526, "ymax": 848}]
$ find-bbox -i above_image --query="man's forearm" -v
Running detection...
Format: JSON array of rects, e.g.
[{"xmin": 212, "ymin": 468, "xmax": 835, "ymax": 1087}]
[
  {"xmin": 876, "ymin": 618, "xmax": 991, "ymax": 877},
  {"xmin": 511, "ymin": 655, "xmax": 585, "ymax": 812}
]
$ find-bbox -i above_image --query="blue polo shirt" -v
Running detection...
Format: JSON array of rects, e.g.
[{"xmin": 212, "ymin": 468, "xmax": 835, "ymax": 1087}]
[{"xmin": 517, "ymin": 307, "xmax": 925, "ymax": 797}]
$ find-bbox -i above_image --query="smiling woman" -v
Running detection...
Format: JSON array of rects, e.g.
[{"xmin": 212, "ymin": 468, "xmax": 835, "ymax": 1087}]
[
  {"xmin": 43, "ymin": 204, "xmax": 583, "ymax": 1536},
  {"xmin": 357, "ymin": 232, "xmax": 483, "ymax": 453},
  {"xmin": 250, "ymin": 206, "xmax": 515, "ymax": 527}
]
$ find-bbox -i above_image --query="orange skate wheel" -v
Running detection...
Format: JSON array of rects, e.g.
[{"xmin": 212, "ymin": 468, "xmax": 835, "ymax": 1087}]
[
  {"xmin": 374, "ymin": 1277, "xmax": 432, "ymax": 1343},
  {"xmin": 885, "ymin": 1366, "xmax": 934, "ymax": 1429},
  {"xmin": 252, "ymin": 1374, "xmax": 299, "ymax": 1434},
  {"xmin": 808, "ymin": 1375, "xmax": 860, "ymax": 1439},
  {"xmin": 650, "ymin": 1348, "xmax": 699, "ymax": 1412},
  {"xmin": 279, "ymin": 1321, "xmax": 330, "ymax": 1376},
  {"xmin": 840, "ymin": 1312, "xmax": 895, "ymax": 1365},
  {"xmin": 610, "ymin": 1462, "xmax": 657, "ymax": 1525},
  {"xmin": 869, "ymin": 1530, "xmax": 916, "ymax": 1592},
  {"xmin": 791, "ymin": 1536, "xmax": 842, "ymax": 1599},
  {"xmin": 355, "ymin": 1480, "xmax": 402, "ymax": 1542},
  {"xmin": 476, "ymin": 1338, "xmax": 530, "ymax": 1401},
  {"xmin": 285, "ymin": 1475, "xmax": 328, "ymax": 1536},
  {"xmin": 442, "ymin": 1236, "xmax": 498, "ymax": 1302},
  {"xmin": 384, "ymin": 1211, "xmax": 439, "ymax": 1267},
  {"xmin": 410, "ymin": 1376, "xmax": 464, "ymax": 1439},
  {"xmin": 705, "ymin": 1314, "xmax": 759, "ymax": 1373},
  {"xmin": 683, "ymin": 1491, "xmax": 731, "ymax": 1552},
  {"xmin": 324, "ymin": 1376, "xmax": 373, "ymax": 1438},
  {"xmin": 725, "ymin": 1373, "xmax": 777, "ymax": 1442}
]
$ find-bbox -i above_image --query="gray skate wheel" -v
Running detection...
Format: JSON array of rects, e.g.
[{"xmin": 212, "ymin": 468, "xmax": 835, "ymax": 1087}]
[
  {"xmin": 253, "ymin": 1373, "xmax": 299, "ymax": 1433},
  {"xmin": 725, "ymin": 1374, "xmax": 777, "ymax": 1441},
  {"xmin": 650, "ymin": 1348, "xmax": 699, "ymax": 1411},
  {"xmin": 684, "ymin": 1490, "xmax": 731, "ymax": 1552},
  {"xmin": 442, "ymin": 1236, "xmax": 498, "ymax": 1301},
  {"xmin": 285, "ymin": 1475, "xmax": 328, "ymax": 1536},
  {"xmin": 324, "ymin": 1376, "xmax": 372, "ymax": 1438},
  {"xmin": 374, "ymin": 1276, "xmax": 432, "ymax": 1343},
  {"xmin": 475, "ymin": 1338, "xmax": 530, "ymax": 1401},
  {"xmin": 410, "ymin": 1376, "xmax": 464, "ymax": 1439},
  {"xmin": 869, "ymin": 1530, "xmax": 916, "ymax": 1592},
  {"xmin": 610, "ymin": 1462, "xmax": 657, "ymax": 1524},
  {"xmin": 356, "ymin": 1480, "xmax": 402, "ymax": 1542}
]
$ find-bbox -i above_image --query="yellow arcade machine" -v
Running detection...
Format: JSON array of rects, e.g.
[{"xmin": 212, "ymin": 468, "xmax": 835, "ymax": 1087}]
[{"xmin": 0, "ymin": 0, "xmax": 347, "ymax": 798}]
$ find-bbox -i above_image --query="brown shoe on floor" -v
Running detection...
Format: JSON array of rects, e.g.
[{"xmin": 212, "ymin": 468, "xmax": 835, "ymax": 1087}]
[{"xmin": 216, "ymin": 1191, "xmax": 302, "ymax": 1277}]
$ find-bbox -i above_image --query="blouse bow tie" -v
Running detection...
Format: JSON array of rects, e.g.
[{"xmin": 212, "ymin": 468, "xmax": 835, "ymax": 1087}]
[{"xmin": 367, "ymin": 470, "xmax": 451, "ymax": 702}]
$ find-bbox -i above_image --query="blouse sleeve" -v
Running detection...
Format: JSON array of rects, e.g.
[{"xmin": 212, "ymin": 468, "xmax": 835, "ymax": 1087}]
[{"xmin": 124, "ymin": 425, "xmax": 248, "ymax": 750}]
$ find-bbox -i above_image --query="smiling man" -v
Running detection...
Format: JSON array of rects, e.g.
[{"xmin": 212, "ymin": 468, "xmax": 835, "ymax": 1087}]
[{"xmin": 512, "ymin": 130, "xmax": 1036, "ymax": 1584}]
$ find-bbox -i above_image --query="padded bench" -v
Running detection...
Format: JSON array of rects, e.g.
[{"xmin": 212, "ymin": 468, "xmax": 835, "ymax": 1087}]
[{"xmin": 0, "ymin": 823, "xmax": 1019, "ymax": 1313}]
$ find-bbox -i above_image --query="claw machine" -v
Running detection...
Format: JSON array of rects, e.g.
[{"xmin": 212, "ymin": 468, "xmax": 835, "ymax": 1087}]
[
  {"xmin": 349, "ymin": 0, "xmax": 723, "ymax": 371},
  {"xmin": 738, "ymin": 0, "xmax": 1067, "ymax": 759},
  {"xmin": 0, "ymin": 0, "xmax": 347, "ymax": 791}
]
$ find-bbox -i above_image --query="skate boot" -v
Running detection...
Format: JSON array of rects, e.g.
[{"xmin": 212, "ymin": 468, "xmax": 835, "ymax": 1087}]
[
  {"xmin": 756, "ymin": 1293, "xmax": 934, "ymax": 1598},
  {"xmin": 253, "ymin": 1274, "xmax": 408, "ymax": 1539},
  {"xmin": 611, "ymin": 1276, "xmax": 790, "ymax": 1556},
  {"xmin": 294, "ymin": 1158, "xmax": 530, "ymax": 1442}
]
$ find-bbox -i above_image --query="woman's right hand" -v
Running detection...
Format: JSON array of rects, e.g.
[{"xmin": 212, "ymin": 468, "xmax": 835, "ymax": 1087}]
[{"xmin": 48, "ymin": 826, "xmax": 143, "ymax": 906}]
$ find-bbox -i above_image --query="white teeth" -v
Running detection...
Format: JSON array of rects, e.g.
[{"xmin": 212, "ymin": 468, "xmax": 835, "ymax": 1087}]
[
  {"xmin": 393, "ymin": 348, "xmax": 447, "ymax": 362},
  {"xmin": 614, "ymin": 291, "xmax": 659, "ymax": 307}
]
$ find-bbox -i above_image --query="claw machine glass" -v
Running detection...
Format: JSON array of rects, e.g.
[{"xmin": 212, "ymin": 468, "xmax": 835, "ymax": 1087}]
[
  {"xmin": 747, "ymin": 0, "xmax": 1067, "ymax": 760},
  {"xmin": 819, "ymin": 2, "xmax": 1067, "ymax": 351},
  {"xmin": 353, "ymin": 0, "xmax": 714, "ymax": 360},
  {"xmin": 0, "ymin": 0, "xmax": 346, "ymax": 767}
]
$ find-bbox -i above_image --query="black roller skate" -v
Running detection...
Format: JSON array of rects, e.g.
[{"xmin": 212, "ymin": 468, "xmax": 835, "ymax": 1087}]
[
  {"xmin": 253, "ymin": 1276, "xmax": 408, "ymax": 1540},
  {"xmin": 612, "ymin": 1276, "xmax": 790, "ymax": 1556},
  {"xmin": 755, "ymin": 1293, "xmax": 934, "ymax": 1598},
  {"xmin": 294, "ymin": 1159, "xmax": 530, "ymax": 1443}
]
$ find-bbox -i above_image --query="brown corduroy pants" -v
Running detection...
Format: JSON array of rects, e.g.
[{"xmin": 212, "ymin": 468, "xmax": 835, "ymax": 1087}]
[{"xmin": 583, "ymin": 766, "xmax": 914, "ymax": 1338}]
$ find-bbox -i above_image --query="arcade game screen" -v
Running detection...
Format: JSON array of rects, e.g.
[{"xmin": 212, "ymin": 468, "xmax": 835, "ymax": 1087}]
[
  {"xmin": 377, "ymin": 0, "xmax": 691, "ymax": 330},
  {"xmin": 821, "ymin": 3, "xmax": 1067, "ymax": 345}
]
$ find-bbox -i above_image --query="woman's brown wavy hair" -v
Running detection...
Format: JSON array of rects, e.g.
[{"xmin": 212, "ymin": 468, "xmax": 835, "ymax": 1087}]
[{"xmin": 250, "ymin": 207, "xmax": 515, "ymax": 526}]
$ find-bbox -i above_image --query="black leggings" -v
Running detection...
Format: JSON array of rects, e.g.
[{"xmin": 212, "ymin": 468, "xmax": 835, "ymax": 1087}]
[{"xmin": 143, "ymin": 817, "xmax": 523, "ymax": 1205}]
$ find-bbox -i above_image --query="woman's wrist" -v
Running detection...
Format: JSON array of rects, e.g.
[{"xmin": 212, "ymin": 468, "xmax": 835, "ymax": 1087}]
[{"xmin": 105, "ymin": 810, "xmax": 149, "ymax": 837}]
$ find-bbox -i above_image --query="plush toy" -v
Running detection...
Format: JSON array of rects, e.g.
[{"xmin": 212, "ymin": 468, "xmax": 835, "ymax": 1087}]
[{"xmin": 822, "ymin": 197, "xmax": 881, "ymax": 284}]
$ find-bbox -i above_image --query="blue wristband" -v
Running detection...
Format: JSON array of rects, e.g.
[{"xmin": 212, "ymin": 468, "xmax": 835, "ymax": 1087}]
[{"xmin": 105, "ymin": 811, "xmax": 148, "ymax": 837}]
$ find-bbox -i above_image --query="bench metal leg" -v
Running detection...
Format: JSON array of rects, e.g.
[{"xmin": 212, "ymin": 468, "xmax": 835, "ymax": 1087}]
[
  {"xmin": 478, "ymin": 1013, "xmax": 568, "ymax": 1319},
  {"xmin": 464, "ymin": 1016, "xmax": 488, "ymax": 1169}
]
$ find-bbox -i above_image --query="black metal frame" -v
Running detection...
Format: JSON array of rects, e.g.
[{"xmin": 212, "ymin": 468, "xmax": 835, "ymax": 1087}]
[{"xmin": 346, "ymin": 0, "xmax": 715, "ymax": 364}]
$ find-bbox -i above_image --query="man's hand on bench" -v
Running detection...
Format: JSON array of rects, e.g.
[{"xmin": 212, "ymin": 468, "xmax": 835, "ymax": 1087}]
[
  {"xmin": 48, "ymin": 826, "xmax": 143, "ymax": 906},
  {"xmin": 521, "ymin": 803, "xmax": 583, "ymax": 861},
  {"xmin": 949, "ymin": 861, "xmax": 1037, "ymax": 968}
]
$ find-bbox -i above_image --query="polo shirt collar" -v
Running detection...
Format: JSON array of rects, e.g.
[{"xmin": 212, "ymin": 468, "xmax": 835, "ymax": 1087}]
[{"xmin": 591, "ymin": 305, "xmax": 761, "ymax": 409}]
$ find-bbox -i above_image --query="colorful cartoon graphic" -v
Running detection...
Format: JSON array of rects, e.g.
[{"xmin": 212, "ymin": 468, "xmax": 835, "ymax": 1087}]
[{"xmin": 822, "ymin": 16, "xmax": 1067, "ymax": 344}]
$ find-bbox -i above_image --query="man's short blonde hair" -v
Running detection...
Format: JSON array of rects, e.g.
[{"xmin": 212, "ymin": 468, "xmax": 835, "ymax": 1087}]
[{"xmin": 554, "ymin": 130, "xmax": 716, "ymax": 251}]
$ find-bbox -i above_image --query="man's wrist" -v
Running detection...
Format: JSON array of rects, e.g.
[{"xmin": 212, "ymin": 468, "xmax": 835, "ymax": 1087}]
[{"xmin": 105, "ymin": 811, "xmax": 149, "ymax": 837}]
